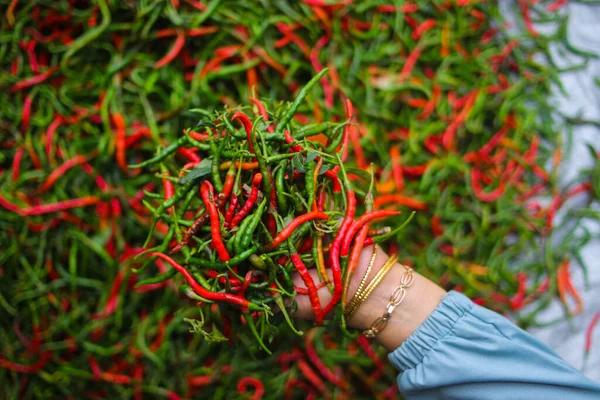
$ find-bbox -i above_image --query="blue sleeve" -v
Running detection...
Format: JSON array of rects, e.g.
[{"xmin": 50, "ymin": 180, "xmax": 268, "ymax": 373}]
[{"xmin": 388, "ymin": 291, "xmax": 600, "ymax": 400}]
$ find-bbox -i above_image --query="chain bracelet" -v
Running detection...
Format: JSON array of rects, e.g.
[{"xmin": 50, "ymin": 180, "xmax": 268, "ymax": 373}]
[{"xmin": 362, "ymin": 265, "xmax": 414, "ymax": 339}]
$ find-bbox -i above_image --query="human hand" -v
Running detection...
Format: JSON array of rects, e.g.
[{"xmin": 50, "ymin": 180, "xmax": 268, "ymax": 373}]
[{"xmin": 293, "ymin": 245, "xmax": 446, "ymax": 351}]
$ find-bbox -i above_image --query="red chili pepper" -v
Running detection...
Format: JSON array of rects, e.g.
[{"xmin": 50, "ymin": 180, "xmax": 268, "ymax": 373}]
[
  {"xmin": 545, "ymin": 183, "xmax": 590, "ymax": 231},
  {"xmin": 295, "ymin": 281, "xmax": 329, "ymax": 295},
  {"xmin": 229, "ymin": 173, "xmax": 262, "ymax": 229},
  {"xmin": 155, "ymin": 29, "xmax": 185, "ymax": 69},
  {"xmin": 224, "ymin": 193, "xmax": 238, "ymax": 226},
  {"xmin": 418, "ymin": 84, "xmax": 440, "ymax": 120},
  {"xmin": 172, "ymin": 170, "xmax": 235, "ymax": 253},
  {"xmin": 187, "ymin": 375, "xmax": 212, "ymax": 388},
  {"xmin": 283, "ymin": 130, "xmax": 303, "ymax": 153},
  {"xmin": 557, "ymin": 259, "xmax": 583, "ymax": 315},
  {"xmin": 340, "ymin": 210, "xmax": 401, "ymax": 257},
  {"xmin": 151, "ymin": 252, "xmax": 254, "ymax": 309},
  {"xmin": 290, "ymin": 253, "xmax": 323, "ymax": 325},
  {"xmin": 509, "ymin": 272, "xmax": 527, "ymax": 311},
  {"xmin": 322, "ymin": 189, "xmax": 356, "ymax": 317},
  {"xmin": 0, "ymin": 195, "xmax": 100, "ymax": 216},
  {"xmin": 373, "ymin": 194, "xmax": 426, "ymax": 210},
  {"xmin": 304, "ymin": 329, "xmax": 348, "ymax": 390},
  {"xmin": 376, "ymin": 4, "xmax": 419, "ymax": 12},
  {"xmin": 44, "ymin": 115, "xmax": 63, "ymax": 160},
  {"xmin": 399, "ymin": 45, "xmax": 422, "ymax": 83},
  {"xmin": 275, "ymin": 23, "xmax": 310, "ymax": 57},
  {"xmin": 324, "ymin": 170, "xmax": 341, "ymax": 193},
  {"xmin": 22, "ymin": 93, "xmax": 33, "ymax": 130},
  {"xmin": 0, "ymin": 352, "xmax": 51, "ymax": 374},
  {"xmin": 20, "ymin": 40, "xmax": 39, "ymax": 73},
  {"xmin": 343, "ymin": 223, "xmax": 369, "ymax": 305},
  {"xmin": 6, "ymin": 0, "xmax": 18, "ymax": 26},
  {"xmin": 471, "ymin": 167, "xmax": 505, "ymax": 202},
  {"xmin": 236, "ymin": 377, "xmax": 265, "ymax": 400},
  {"xmin": 231, "ymin": 111, "xmax": 255, "ymax": 155},
  {"xmin": 431, "ymin": 215, "xmax": 444, "ymax": 237},
  {"xmin": 11, "ymin": 147, "xmax": 24, "ymax": 183},
  {"xmin": 11, "ymin": 66, "xmax": 58, "ymax": 92},
  {"xmin": 177, "ymin": 147, "xmax": 201, "ymax": 163},
  {"xmin": 81, "ymin": 162, "xmax": 109, "ymax": 191},
  {"xmin": 310, "ymin": 35, "xmax": 333, "ymax": 108},
  {"xmin": 200, "ymin": 181, "xmax": 231, "ymax": 262},
  {"xmin": 91, "ymin": 271, "xmax": 125, "ymax": 320},
  {"xmin": 442, "ymin": 89, "xmax": 478, "ymax": 151},
  {"xmin": 111, "ymin": 112, "xmax": 128, "ymax": 172},
  {"xmin": 411, "ymin": 19, "xmax": 436, "ymax": 40},
  {"xmin": 36, "ymin": 154, "xmax": 89, "ymax": 193},
  {"xmin": 518, "ymin": 0, "xmax": 539, "ymax": 37},
  {"xmin": 547, "ymin": 0, "xmax": 568, "ymax": 11},
  {"xmin": 249, "ymin": 97, "xmax": 274, "ymax": 132},
  {"xmin": 389, "ymin": 147, "xmax": 404, "ymax": 192},
  {"xmin": 297, "ymin": 359, "xmax": 330, "ymax": 399},
  {"xmin": 162, "ymin": 174, "xmax": 175, "ymax": 215},
  {"xmin": 88, "ymin": 356, "xmax": 132, "ymax": 385},
  {"xmin": 585, "ymin": 311, "xmax": 600, "ymax": 353},
  {"xmin": 262, "ymin": 211, "xmax": 329, "ymax": 252},
  {"xmin": 284, "ymin": 377, "xmax": 315, "ymax": 400},
  {"xmin": 339, "ymin": 98, "xmax": 354, "ymax": 164},
  {"xmin": 356, "ymin": 334, "xmax": 386, "ymax": 376}
]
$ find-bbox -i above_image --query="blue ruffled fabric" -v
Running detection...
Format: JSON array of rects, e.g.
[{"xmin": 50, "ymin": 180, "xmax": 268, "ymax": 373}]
[{"xmin": 388, "ymin": 291, "xmax": 600, "ymax": 399}]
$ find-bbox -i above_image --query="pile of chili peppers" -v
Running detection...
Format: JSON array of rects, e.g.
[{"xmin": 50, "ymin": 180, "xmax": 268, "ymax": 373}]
[{"xmin": 1, "ymin": 0, "xmax": 599, "ymax": 398}]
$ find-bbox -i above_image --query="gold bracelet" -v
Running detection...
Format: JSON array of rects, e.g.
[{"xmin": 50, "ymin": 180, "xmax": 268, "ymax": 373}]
[
  {"xmin": 346, "ymin": 255, "xmax": 397, "ymax": 318},
  {"xmin": 343, "ymin": 244, "xmax": 378, "ymax": 309},
  {"xmin": 363, "ymin": 264, "xmax": 414, "ymax": 339},
  {"xmin": 344, "ymin": 254, "xmax": 398, "ymax": 321}
]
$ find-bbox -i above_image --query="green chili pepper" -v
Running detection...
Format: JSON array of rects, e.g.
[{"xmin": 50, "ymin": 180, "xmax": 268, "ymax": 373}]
[
  {"xmin": 188, "ymin": 245, "xmax": 258, "ymax": 269},
  {"xmin": 129, "ymin": 136, "xmax": 188, "ymax": 168}
]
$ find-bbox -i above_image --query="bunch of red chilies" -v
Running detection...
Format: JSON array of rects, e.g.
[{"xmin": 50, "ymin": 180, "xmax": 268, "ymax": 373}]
[
  {"xmin": 2, "ymin": 0, "xmax": 600, "ymax": 398},
  {"xmin": 136, "ymin": 71, "xmax": 413, "ymax": 347}
]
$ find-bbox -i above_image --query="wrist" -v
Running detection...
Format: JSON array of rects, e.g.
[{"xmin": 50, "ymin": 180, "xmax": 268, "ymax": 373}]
[{"xmin": 345, "ymin": 246, "xmax": 446, "ymax": 351}]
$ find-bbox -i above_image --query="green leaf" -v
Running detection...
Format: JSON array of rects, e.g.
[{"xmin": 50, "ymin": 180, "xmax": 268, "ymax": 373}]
[
  {"xmin": 178, "ymin": 158, "xmax": 212, "ymax": 184},
  {"xmin": 183, "ymin": 318, "xmax": 228, "ymax": 343},
  {"xmin": 195, "ymin": 120, "xmax": 216, "ymax": 128},
  {"xmin": 318, "ymin": 164, "xmax": 332, "ymax": 175},
  {"xmin": 306, "ymin": 151, "xmax": 318, "ymax": 163},
  {"xmin": 291, "ymin": 153, "xmax": 305, "ymax": 173}
]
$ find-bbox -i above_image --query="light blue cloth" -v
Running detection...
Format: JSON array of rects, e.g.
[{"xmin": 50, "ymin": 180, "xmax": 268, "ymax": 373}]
[{"xmin": 388, "ymin": 291, "xmax": 600, "ymax": 399}]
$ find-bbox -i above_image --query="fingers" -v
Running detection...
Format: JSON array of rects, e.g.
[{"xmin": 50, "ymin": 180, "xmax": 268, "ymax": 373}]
[{"xmin": 292, "ymin": 269, "xmax": 333, "ymax": 320}]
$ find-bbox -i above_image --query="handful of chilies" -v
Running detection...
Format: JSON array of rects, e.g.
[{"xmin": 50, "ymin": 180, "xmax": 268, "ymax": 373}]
[{"xmin": 136, "ymin": 72, "xmax": 414, "ymax": 350}]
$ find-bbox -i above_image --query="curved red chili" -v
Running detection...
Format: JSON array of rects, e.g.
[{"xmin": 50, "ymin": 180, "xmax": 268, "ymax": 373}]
[
  {"xmin": 11, "ymin": 66, "xmax": 58, "ymax": 92},
  {"xmin": 224, "ymin": 193, "xmax": 238, "ymax": 226},
  {"xmin": 229, "ymin": 173, "xmax": 262, "ymax": 229},
  {"xmin": 155, "ymin": 29, "xmax": 186, "ymax": 69},
  {"xmin": 305, "ymin": 329, "xmax": 347, "ymax": 389},
  {"xmin": 322, "ymin": 189, "xmax": 355, "ymax": 317},
  {"xmin": 112, "ymin": 112, "xmax": 128, "ymax": 172},
  {"xmin": 0, "ymin": 352, "xmax": 51, "ymax": 374},
  {"xmin": 150, "ymin": 252, "xmax": 252, "ymax": 309},
  {"xmin": 373, "ymin": 194, "xmax": 426, "ymax": 210},
  {"xmin": 231, "ymin": 111, "xmax": 255, "ymax": 154},
  {"xmin": 200, "ymin": 181, "xmax": 231, "ymax": 262},
  {"xmin": 261, "ymin": 211, "xmax": 329, "ymax": 252},
  {"xmin": 236, "ymin": 376, "xmax": 265, "ymax": 400},
  {"xmin": 340, "ymin": 210, "xmax": 401, "ymax": 257},
  {"xmin": 297, "ymin": 359, "xmax": 329, "ymax": 399}
]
